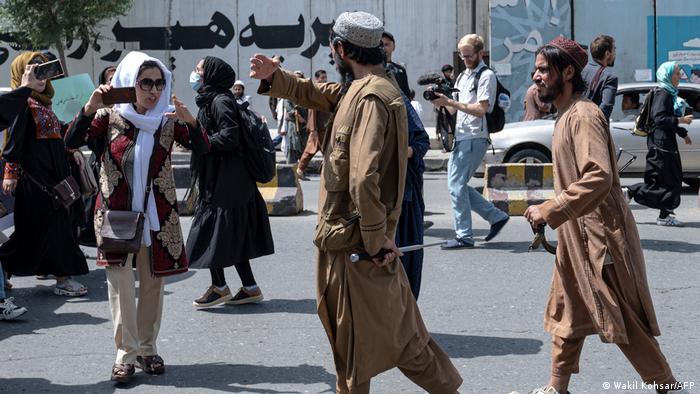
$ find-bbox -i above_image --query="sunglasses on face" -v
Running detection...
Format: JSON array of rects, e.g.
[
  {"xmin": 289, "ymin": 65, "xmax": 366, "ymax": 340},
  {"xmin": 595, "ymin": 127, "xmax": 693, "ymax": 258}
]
[{"xmin": 137, "ymin": 78, "xmax": 166, "ymax": 92}]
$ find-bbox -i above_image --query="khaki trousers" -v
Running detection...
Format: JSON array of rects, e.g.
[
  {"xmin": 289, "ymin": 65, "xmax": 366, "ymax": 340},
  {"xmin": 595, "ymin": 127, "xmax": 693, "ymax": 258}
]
[
  {"xmin": 106, "ymin": 246, "xmax": 164, "ymax": 364},
  {"xmin": 335, "ymin": 338, "xmax": 461, "ymax": 394},
  {"xmin": 551, "ymin": 265, "xmax": 675, "ymax": 384}
]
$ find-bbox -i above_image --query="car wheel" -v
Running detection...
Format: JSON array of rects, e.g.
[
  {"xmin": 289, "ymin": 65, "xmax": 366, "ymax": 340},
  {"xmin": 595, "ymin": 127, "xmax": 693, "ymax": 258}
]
[
  {"xmin": 683, "ymin": 177, "xmax": 700, "ymax": 191},
  {"xmin": 507, "ymin": 148, "xmax": 550, "ymax": 164}
]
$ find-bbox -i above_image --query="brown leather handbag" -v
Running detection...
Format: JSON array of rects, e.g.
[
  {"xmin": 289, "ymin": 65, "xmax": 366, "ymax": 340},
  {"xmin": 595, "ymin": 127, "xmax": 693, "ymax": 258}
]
[
  {"xmin": 97, "ymin": 130, "xmax": 157, "ymax": 254},
  {"xmin": 99, "ymin": 209, "xmax": 145, "ymax": 254},
  {"xmin": 24, "ymin": 170, "xmax": 81, "ymax": 210}
]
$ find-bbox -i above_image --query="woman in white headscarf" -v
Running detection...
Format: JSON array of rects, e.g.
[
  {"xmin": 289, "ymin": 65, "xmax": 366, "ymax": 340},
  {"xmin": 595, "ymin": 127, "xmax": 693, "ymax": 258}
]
[{"xmin": 65, "ymin": 51, "xmax": 210, "ymax": 382}]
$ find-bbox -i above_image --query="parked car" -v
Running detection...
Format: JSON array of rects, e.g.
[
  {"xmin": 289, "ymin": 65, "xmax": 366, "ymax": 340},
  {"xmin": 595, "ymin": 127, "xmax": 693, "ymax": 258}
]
[{"xmin": 477, "ymin": 82, "xmax": 700, "ymax": 188}]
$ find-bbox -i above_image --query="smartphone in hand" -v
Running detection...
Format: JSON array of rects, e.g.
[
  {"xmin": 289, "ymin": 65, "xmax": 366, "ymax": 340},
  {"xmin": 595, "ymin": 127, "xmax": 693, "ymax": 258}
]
[
  {"xmin": 101, "ymin": 87, "xmax": 137, "ymax": 105},
  {"xmin": 34, "ymin": 59, "xmax": 64, "ymax": 80}
]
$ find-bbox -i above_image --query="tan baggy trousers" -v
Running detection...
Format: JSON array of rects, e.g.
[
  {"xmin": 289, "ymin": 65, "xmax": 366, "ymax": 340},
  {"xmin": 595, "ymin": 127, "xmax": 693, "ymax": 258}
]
[
  {"xmin": 106, "ymin": 246, "xmax": 165, "ymax": 364},
  {"xmin": 551, "ymin": 264, "xmax": 675, "ymax": 384}
]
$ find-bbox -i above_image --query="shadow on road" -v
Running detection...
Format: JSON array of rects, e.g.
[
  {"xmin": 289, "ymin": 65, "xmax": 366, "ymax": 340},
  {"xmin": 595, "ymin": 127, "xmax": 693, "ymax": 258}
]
[
  {"xmin": 196, "ymin": 298, "xmax": 317, "ymax": 315},
  {"xmin": 431, "ymin": 332, "xmax": 543, "ymax": 359},
  {"xmin": 639, "ymin": 238, "xmax": 700, "ymax": 253},
  {"xmin": 0, "ymin": 362, "xmax": 335, "ymax": 393}
]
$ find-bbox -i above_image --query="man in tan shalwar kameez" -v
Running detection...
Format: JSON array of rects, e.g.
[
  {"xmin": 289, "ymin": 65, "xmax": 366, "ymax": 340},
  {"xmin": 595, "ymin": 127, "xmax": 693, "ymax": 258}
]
[
  {"xmin": 250, "ymin": 11, "xmax": 462, "ymax": 394},
  {"xmin": 519, "ymin": 37, "xmax": 688, "ymax": 394}
]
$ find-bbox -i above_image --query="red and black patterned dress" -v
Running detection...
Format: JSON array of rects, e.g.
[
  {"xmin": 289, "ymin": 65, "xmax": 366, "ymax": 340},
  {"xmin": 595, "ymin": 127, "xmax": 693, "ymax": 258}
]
[{"xmin": 0, "ymin": 97, "xmax": 88, "ymax": 277}]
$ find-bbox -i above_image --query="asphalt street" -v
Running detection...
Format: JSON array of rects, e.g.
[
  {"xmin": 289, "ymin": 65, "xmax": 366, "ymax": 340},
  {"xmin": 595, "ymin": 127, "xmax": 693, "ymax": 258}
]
[{"xmin": 1, "ymin": 173, "xmax": 698, "ymax": 393}]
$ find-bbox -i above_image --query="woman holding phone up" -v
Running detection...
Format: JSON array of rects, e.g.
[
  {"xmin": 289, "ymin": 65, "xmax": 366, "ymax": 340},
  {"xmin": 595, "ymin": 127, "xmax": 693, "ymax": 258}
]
[
  {"xmin": 0, "ymin": 52, "xmax": 89, "ymax": 297},
  {"xmin": 65, "ymin": 51, "xmax": 210, "ymax": 382}
]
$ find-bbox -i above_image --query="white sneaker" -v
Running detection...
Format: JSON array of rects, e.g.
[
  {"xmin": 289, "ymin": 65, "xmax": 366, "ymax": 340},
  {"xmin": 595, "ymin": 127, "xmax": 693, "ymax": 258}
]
[
  {"xmin": 54, "ymin": 278, "xmax": 88, "ymax": 297},
  {"xmin": 509, "ymin": 386, "xmax": 562, "ymax": 394},
  {"xmin": 656, "ymin": 215, "xmax": 685, "ymax": 227},
  {"xmin": 0, "ymin": 297, "xmax": 28, "ymax": 320}
]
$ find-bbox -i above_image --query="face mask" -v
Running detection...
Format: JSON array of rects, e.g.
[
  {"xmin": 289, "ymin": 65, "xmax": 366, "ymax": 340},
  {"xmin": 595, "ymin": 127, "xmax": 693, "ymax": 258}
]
[{"xmin": 189, "ymin": 71, "xmax": 202, "ymax": 91}]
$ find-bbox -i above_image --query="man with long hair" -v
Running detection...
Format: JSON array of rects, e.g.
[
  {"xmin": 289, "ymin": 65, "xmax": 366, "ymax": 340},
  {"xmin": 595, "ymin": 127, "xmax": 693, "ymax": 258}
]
[{"xmin": 517, "ymin": 36, "xmax": 688, "ymax": 394}]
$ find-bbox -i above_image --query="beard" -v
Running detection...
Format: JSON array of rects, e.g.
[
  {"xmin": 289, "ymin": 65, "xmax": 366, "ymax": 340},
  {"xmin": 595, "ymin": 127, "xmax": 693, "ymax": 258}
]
[
  {"xmin": 333, "ymin": 52, "xmax": 354, "ymax": 86},
  {"xmin": 537, "ymin": 73, "xmax": 564, "ymax": 104}
]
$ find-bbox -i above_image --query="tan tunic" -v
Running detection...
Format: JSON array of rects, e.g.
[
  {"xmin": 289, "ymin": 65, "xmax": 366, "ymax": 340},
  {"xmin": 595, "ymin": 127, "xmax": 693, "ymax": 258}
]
[
  {"xmin": 260, "ymin": 70, "xmax": 461, "ymax": 390},
  {"xmin": 539, "ymin": 97, "xmax": 660, "ymax": 344}
]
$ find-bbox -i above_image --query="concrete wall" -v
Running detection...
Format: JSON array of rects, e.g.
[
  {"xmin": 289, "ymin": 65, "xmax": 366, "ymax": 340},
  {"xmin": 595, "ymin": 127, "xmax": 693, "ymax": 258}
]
[{"xmin": 0, "ymin": 0, "xmax": 490, "ymax": 127}]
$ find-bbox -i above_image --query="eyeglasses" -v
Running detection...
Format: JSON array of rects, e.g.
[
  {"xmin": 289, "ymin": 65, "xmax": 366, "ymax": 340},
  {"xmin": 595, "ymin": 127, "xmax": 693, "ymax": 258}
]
[
  {"xmin": 458, "ymin": 52, "xmax": 477, "ymax": 60},
  {"xmin": 137, "ymin": 78, "xmax": 166, "ymax": 92}
]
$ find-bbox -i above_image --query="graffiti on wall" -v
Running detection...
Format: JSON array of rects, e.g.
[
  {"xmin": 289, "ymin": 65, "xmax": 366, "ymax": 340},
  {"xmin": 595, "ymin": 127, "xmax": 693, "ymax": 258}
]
[
  {"xmin": 490, "ymin": 0, "xmax": 572, "ymax": 122},
  {"xmin": 648, "ymin": 15, "xmax": 700, "ymax": 84},
  {"xmin": 0, "ymin": 12, "xmax": 334, "ymax": 68}
]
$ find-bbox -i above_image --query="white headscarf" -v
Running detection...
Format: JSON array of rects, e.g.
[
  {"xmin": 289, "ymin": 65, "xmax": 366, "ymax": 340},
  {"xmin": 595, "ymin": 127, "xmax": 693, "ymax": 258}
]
[{"xmin": 111, "ymin": 51, "xmax": 174, "ymax": 246}]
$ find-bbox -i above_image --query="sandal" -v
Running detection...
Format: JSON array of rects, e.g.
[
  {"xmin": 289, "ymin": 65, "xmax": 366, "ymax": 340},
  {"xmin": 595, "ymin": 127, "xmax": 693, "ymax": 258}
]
[
  {"xmin": 110, "ymin": 363, "xmax": 135, "ymax": 383},
  {"xmin": 136, "ymin": 355, "xmax": 165, "ymax": 375}
]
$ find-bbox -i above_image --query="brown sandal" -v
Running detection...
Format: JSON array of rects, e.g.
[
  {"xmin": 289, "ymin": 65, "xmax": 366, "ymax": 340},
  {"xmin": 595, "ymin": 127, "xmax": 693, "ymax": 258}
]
[
  {"xmin": 136, "ymin": 355, "xmax": 165, "ymax": 375},
  {"xmin": 110, "ymin": 363, "xmax": 135, "ymax": 383}
]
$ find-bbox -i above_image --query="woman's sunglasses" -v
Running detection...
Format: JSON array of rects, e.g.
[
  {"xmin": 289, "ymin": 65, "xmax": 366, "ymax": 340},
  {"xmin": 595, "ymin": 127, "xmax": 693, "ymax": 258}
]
[{"xmin": 137, "ymin": 78, "xmax": 166, "ymax": 92}]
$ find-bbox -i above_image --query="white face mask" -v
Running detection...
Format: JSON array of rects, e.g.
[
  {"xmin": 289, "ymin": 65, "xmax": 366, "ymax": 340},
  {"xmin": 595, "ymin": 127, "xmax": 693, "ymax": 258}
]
[{"xmin": 189, "ymin": 70, "xmax": 203, "ymax": 91}]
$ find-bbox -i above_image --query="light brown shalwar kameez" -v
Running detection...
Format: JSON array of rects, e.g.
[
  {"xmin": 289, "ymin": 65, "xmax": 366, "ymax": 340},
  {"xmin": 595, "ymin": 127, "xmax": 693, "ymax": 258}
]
[
  {"xmin": 259, "ymin": 69, "xmax": 462, "ymax": 393},
  {"xmin": 539, "ymin": 97, "xmax": 675, "ymax": 383}
]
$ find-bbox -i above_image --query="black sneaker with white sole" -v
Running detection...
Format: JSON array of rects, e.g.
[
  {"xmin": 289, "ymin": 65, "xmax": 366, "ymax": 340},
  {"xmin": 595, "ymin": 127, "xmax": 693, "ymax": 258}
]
[{"xmin": 0, "ymin": 297, "xmax": 27, "ymax": 320}]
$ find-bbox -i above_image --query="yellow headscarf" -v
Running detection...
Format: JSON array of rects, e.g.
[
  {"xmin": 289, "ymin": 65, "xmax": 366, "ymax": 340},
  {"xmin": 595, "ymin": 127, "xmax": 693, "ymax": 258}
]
[{"xmin": 10, "ymin": 51, "xmax": 55, "ymax": 106}]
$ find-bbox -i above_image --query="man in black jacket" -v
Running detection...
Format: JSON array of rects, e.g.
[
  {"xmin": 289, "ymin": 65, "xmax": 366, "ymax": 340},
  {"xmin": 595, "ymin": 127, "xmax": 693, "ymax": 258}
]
[
  {"xmin": 381, "ymin": 31, "xmax": 411, "ymax": 97},
  {"xmin": 582, "ymin": 35, "xmax": 618, "ymax": 120}
]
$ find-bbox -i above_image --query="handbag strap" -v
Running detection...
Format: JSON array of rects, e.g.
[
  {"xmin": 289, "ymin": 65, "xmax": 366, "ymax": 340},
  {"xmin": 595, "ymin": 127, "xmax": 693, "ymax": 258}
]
[{"xmin": 20, "ymin": 168, "xmax": 53, "ymax": 196}]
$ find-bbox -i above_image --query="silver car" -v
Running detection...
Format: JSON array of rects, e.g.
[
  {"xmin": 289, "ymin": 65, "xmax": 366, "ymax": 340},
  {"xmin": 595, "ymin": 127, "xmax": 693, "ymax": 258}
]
[{"xmin": 479, "ymin": 82, "xmax": 700, "ymax": 187}]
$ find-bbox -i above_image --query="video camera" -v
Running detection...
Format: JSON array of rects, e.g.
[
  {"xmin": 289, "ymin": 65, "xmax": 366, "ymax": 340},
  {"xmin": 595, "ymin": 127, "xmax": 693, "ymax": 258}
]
[{"xmin": 417, "ymin": 72, "xmax": 458, "ymax": 101}]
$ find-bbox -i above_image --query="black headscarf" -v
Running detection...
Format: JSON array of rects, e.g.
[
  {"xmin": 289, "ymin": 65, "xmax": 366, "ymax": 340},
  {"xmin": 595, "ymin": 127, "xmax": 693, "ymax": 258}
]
[
  {"xmin": 190, "ymin": 57, "xmax": 237, "ymax": 195},
  {"xmin": 195, "ymin": 56, "xmax": 237, "ymax": 132}
]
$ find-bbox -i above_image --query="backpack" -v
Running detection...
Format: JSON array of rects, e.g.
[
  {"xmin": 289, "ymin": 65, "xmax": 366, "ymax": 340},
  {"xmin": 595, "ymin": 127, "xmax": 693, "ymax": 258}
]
[
  {"xmin": 456, "ymin": 66, "xmax": 510, "ymax": 133},
  {"xmin": 235, "ymin": 99, "xmax": 276, "ymax": 183},
  {"xmin": 633, "ymin": 88, "xmax": 657, "ymax": 137}
]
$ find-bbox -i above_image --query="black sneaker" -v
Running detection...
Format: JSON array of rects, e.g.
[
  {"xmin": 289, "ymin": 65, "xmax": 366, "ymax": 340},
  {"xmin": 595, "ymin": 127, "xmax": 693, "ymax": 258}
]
[
  {"xmin": 226, "ymin": 287, "xmax": 264, "ymax": 305},
  {"xmin": 193, "ymin": 286, "xmax": 232, "ymax": 308},
  {"xmin": 0, "ymin": 297, "xmax": 27, "ymax": 320},
  {"xmin": 485, "ymin": 216, "xmax": 509, "ymax": 241}
]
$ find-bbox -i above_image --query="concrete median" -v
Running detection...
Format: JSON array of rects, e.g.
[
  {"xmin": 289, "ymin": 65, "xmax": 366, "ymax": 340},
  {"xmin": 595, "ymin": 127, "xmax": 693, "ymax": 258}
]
[{"xmin": 482, "ymin": 163, "xmax": 555, "ymax": 216}]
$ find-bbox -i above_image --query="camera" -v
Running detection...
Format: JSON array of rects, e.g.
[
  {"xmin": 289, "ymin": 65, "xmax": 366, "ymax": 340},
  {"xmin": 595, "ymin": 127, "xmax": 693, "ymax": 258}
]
[{"xmin": 417, "ymin": 72, "xmax": 458, "ymax": 101}]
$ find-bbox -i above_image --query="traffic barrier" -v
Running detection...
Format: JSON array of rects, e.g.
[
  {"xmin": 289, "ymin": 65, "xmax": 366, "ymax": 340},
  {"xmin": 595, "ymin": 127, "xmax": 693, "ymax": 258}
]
[
  {"xmin": 179, "ymin": 164, "xmax": 304, "ymax": 216},
  {"xmin": 482, "ymin": 163, "xmax": 554, "ymax": 216},
  {"xmin": 257, "ymin": 164, "xmax": 304, "ymax": 216}
]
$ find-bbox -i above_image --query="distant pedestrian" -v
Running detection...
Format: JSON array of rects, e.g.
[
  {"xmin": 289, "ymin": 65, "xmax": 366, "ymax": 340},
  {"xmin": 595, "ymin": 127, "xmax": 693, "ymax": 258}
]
[
  {"xmin": 442, "ymin": 64, "xmax": 455, "ymax": 86},
  {"xmin": 522, "ymin": 82, "xmax": 552, "ymax": 120},
  {"xmin": 186, "ymin": 56, "xmax": 274, "ymax": 308},
  {"xmin": 232, "ymin": 80, "xmax": 251, "ymax": 105},
  {"xmin": 382, "ymin": 31, "xmax": 411, "ymax": 97},
  {"xmin": 296, "ymin": 69, "xmax": 331, "ymax": 180},
  {"xmin": 282, "ymin": 71, "xmax": 308, "ymax": 164},
  {"xmin": 582, "ymin": 34, "xmax": 618, "ymax": 120},
  {"xmin": 626, "ymin": 61, "xmax": 693, "ymax": 226},
  {"xmin": 409, "ymin": 89, "xmax": 424, "ymax": 122}
]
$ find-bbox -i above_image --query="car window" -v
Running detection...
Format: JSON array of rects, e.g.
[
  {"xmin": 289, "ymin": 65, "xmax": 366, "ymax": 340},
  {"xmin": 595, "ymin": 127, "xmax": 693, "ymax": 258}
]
[
  {"xmin": 611, "ymin": 89, "xmax": 649, "ymax": 122},
  {"xmin": 679, "ymin": 88, "xmax": 700, "ymax": 117}
]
